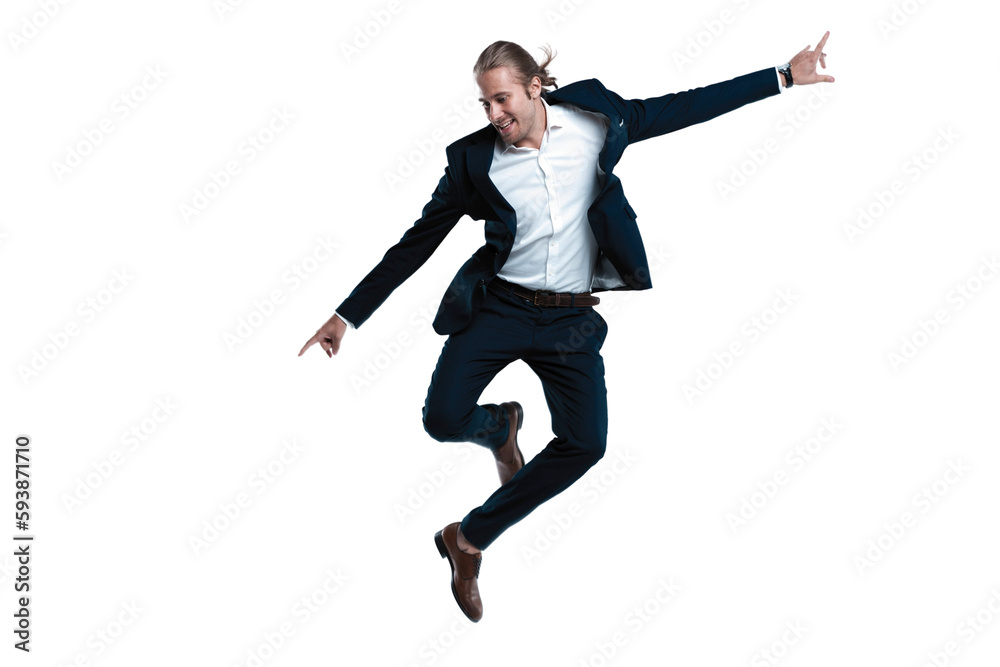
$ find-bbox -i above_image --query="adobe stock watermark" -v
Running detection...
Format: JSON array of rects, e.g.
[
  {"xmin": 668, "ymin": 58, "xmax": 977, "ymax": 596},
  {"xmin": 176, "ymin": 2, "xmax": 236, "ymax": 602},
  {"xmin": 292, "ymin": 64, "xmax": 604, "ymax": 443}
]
[
  {"xmin": 877, "ymin": 0, "xmax": 933, "ymax": 40},
  {"xmin": 547, "ymin": 243, "xmax": 674, "ymax": 364},
  {"xmin": 213, "ymin": 0, "xmax": 251, "ymax": 20},
  {"xmin": 393, "ymin": 443, "xmax": 473, "ymax": 524},
  {"xmin": 339, "ymin": 0, "xmax": 413, "ymax": 63},
  {"xmin": 522, "ymin": 448, "xmax": 638, "ymax": 565},
  {"xmin": 544, "ymin": 0, "xmax": 593, "ymax": 30},
  {"xmin": 591, "ymin": 245, "xmax": 673, "ymax": 310},
  {"xmin": 16, "ymin": 267, "xmax": 134, "ymax": 386},
  {"xmin": 51, "ymin": 65, "xmax": 167, "ymax": 183},
  {"xmin": 351, "ymin": 247, "xmax": 671, "ymax": 395},
  {"xmin": 403, "ymin": 612, "xmax": 476, "ymax": 667},
  {"xmin": 915, "ymin": 587, "xmax": 1000, "ymax": 667},
  {"xmin": 56, "ymin": 600, "xmax": 144, "ymax": 666},
  {"xmin": 7, "ymin": 0, "xmax": 73, "ymax": 54},
  {"xmin": 385, "ymin": 93, "xmax": 484, "ymax": 192},
  {"xmin": 682, "ymin": 288, "xmax": 797, "ymax": 405},
  {"xmin": 716, "ymin": 86, "xmax": 835, "ymax": 201},
  {"xmin": 188, "ymin": 438, "xmax": 305, "ymax": 556},
  {"xmin": 726, "ymin": 417, "xmax": 844, "ymax": 534},
  {"xmin": 751, "ymin": 619, "xmax": 808, "ymax": 667},
  {"xmin": 852, "ymin": 459, "xmax": 970, "ymax": 575},
  {"xmin": 672, "ymin": 0, "xmax": 755, "ymax": 72},
  {"xmin": 843, "ymin": 126, "xmax": 959, "ymax": 244},
  {"xmin": 178, "ymin": 106, "xmax": 294, "ymax": 223},
  {"xmin": 886, "ymin": 254, "xmax": 997, "ymax": 372},
  {"xmin": 61, "ymin": 397, "xmax": 179, "ymax": 514},
  {"xmin": 553, "ymin": 307, "xmax": 606, "ymax": 363},
  {"xmin": 348, "ymin": 276, "xmax": 456, "ymax": 395},
  {"xmin": 224, "ymin": 234, "xmax": 338, "ymax": 352},
  {"xmin": 232, "ymin": 566, "xmax": 349, "ymax": 667},
  {"xmin": 576, "ymin": 577, "xmax": 681, "ymax": 667}
]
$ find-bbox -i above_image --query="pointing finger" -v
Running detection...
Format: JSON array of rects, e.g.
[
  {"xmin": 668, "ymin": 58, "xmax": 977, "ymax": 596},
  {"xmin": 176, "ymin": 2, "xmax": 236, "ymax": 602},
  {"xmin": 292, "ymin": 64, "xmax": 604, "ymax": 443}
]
[
  {"xmin": 299, "ymin": 334, "xmax": 319, "ymax": 356},
  {"xmin": 815, "ymin": 31, "xmax": 830, "ymax": 54}
]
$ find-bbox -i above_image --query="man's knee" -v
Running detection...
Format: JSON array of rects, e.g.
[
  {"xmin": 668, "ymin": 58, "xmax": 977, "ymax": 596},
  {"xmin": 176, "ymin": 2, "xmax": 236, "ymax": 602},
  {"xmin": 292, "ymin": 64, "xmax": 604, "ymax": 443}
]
[
  {"xmin": 581, "ymin": 436, "xmax": 607, "ymax": 466},
  {"xmin": 422, "ymin": 406, "xmax": 449, "ymax": 442},
  {"xmin": 422, "ymin": 403, "xmax": 464, "ymax": 442},
  {"xmin": 566, "ymin": 425, "xmax": 607, "ymax": 467}
]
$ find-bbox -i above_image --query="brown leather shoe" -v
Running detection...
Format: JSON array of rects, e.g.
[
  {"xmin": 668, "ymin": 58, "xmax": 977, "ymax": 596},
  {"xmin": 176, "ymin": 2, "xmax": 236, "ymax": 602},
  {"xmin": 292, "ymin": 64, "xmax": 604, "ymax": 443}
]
[
  {"xmin": 434, "ymin": 522, "xmax": 483, "ymax": 622},
  {"xmin": 493, "ymin": 401, "xmax": 524, "ymax": 486}
]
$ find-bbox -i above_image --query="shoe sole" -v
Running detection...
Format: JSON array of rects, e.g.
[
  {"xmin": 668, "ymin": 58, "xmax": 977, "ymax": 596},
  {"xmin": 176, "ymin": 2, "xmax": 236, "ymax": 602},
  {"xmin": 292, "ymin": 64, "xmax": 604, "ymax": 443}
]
[
  {"xmin": 434, "ymin": 530, "xmax": 480, "ymax": 623},
  {"xmin": 512, "ymin": 401, "xmax": 524, "ymax": 469},
  {"xmin": 503, "ymin": 401, "xmax": 525, "ymax": 479},
  {"xmin": 509, "ymin": 401, "xmax": 524, "ymax": 434}
]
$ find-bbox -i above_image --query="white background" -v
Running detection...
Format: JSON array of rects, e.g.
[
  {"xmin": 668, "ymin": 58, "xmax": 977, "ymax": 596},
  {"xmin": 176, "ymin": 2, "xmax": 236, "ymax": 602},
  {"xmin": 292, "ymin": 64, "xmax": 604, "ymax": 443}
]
[{"xmin": 3, "ymin": 0, "xmax": 999, "ymax": 665}]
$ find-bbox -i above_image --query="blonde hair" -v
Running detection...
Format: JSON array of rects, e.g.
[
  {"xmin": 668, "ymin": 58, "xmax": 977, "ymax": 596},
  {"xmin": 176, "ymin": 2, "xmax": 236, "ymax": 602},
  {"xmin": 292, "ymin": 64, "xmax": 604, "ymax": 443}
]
[{"xmin": 473, "ymin": 41, "xmax": 558, "ymax": 92}]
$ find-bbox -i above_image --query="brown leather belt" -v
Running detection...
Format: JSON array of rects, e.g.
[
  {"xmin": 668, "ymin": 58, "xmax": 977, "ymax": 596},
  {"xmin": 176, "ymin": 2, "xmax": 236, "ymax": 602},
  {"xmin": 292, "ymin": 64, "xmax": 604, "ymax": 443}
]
[{"xmin": 488, "ymin": 278, "xmax": 600, "ymax": 307}]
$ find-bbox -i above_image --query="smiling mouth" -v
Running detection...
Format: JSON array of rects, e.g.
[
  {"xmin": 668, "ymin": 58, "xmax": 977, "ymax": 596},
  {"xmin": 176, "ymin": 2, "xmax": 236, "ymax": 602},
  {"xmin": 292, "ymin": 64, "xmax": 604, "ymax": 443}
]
[{"xmin": 497, "ymin": 119, "xmax": 514, "ymax": 134}]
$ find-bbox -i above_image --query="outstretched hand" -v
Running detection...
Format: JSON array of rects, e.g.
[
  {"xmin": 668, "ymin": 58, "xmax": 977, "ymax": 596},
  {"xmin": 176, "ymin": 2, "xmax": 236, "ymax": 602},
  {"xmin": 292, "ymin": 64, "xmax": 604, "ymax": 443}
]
[
  {"xmin": 789, "ymin": 30, "xmax": 835, "ymax": 85},
  {"xmin": 298, "ymin": 313, "xmax": 347, "ymax": 358}
]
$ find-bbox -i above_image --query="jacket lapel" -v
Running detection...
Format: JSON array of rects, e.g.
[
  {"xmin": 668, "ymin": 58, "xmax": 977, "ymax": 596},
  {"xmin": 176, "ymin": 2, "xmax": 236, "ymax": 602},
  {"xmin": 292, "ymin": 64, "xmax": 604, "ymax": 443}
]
[
  {"xmin": 465, "ymin": 135, "xmax": 517, "ymax": 238},
  {"xmin": 544, "ymin": 85, "xmax": 625, "ymax": 176}
]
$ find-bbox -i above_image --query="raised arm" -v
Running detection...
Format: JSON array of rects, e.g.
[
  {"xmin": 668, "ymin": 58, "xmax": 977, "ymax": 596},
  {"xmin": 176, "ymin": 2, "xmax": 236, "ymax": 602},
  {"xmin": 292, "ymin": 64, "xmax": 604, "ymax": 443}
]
[{"xmin": 619, "ymin": 30, "xmax": 834, "ymax": 144}]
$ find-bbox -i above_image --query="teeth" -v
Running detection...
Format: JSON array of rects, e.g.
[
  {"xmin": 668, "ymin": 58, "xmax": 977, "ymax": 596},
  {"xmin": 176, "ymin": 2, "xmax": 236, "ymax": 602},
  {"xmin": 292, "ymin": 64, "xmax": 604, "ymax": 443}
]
[{"xmin": 499, "ymin": 120, "xmax": 512, "ymax": 129}]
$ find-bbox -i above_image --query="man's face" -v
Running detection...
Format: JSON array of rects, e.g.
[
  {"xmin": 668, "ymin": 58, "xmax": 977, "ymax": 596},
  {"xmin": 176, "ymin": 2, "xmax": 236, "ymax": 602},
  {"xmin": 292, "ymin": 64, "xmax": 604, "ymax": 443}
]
[{"xmin": 477, "ymin": 66, "xmax": 542, "ymax": 148}]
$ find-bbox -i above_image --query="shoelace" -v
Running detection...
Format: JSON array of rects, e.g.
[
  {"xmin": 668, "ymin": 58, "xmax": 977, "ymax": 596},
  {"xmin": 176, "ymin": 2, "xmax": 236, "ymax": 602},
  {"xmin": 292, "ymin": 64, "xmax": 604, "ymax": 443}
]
[{"xmin": 460, "ymin": 553, "xmax": 482, "ymax": 580}]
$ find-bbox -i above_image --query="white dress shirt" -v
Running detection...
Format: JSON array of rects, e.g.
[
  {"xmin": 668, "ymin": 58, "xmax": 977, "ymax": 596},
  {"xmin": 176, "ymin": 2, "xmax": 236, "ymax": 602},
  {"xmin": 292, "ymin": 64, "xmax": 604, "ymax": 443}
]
[{"xmin": 491, "ymin": 95, "xmax": 608, "ymax": 293}]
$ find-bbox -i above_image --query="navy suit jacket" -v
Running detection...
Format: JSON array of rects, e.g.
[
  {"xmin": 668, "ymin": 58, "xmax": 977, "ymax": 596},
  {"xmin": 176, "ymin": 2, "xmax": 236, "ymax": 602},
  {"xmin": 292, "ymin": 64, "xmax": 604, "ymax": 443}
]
[{"xmin": 337, "ymin": 67, "xmax": 781, "ymax": 335}]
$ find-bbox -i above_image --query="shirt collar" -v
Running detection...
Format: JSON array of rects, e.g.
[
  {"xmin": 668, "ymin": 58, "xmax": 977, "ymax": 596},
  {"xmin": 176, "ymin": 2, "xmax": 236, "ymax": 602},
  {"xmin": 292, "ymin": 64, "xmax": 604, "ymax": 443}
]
[{"xmin": 498, "ymin": 95, "xmax": 564, "ymax": 154}]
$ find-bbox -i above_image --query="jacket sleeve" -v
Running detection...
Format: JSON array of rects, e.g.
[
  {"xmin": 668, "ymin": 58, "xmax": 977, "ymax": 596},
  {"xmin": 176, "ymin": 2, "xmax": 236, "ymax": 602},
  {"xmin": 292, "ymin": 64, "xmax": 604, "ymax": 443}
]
[
  {"xmin": 613, "ymin": 67, "xmax": 781, "ymax": 144},
  {"xmin": 335, "ymin": 159, "xmax": 466, "ymax": 329}
]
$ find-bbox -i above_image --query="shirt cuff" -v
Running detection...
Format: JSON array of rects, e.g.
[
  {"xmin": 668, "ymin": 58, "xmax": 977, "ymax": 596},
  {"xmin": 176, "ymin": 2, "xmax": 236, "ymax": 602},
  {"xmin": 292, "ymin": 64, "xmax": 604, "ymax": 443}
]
[
  {"xmin": 776, "ymin": 66, "xmax": 786, "ymax": 93},
  {"xmin": 334, "ymin": 310, "xmax": 356, "ymax": 330}
]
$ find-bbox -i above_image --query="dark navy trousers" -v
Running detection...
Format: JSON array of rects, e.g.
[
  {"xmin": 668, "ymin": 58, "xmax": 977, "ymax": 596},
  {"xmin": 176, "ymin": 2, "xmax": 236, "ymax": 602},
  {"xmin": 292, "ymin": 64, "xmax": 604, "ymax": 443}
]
[{"xmin": 421, "ymin": 282, "xmax": 609, "ymax": 550}]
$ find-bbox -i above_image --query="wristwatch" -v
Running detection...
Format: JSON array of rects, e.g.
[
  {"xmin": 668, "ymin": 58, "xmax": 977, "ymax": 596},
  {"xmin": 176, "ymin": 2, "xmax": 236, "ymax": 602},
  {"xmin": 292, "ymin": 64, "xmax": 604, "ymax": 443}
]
[{"xmin": 778, "ymin": 62, "xmax": 793, "ymax": 88}]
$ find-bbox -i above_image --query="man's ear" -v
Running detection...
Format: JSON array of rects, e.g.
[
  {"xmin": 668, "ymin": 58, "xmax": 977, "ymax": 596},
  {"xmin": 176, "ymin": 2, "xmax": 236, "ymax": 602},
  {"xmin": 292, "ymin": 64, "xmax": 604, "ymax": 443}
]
[{"xmin": 528, "ymin": 75, "xmax": 542, "ymax": 99}]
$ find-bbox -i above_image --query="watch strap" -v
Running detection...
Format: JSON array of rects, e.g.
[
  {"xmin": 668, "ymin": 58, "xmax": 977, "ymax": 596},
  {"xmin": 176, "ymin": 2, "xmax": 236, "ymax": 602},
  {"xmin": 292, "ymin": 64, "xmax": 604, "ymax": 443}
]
[{"xmin": 779, "ymin": 62, "xmax": 793, "ymax": 88}]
